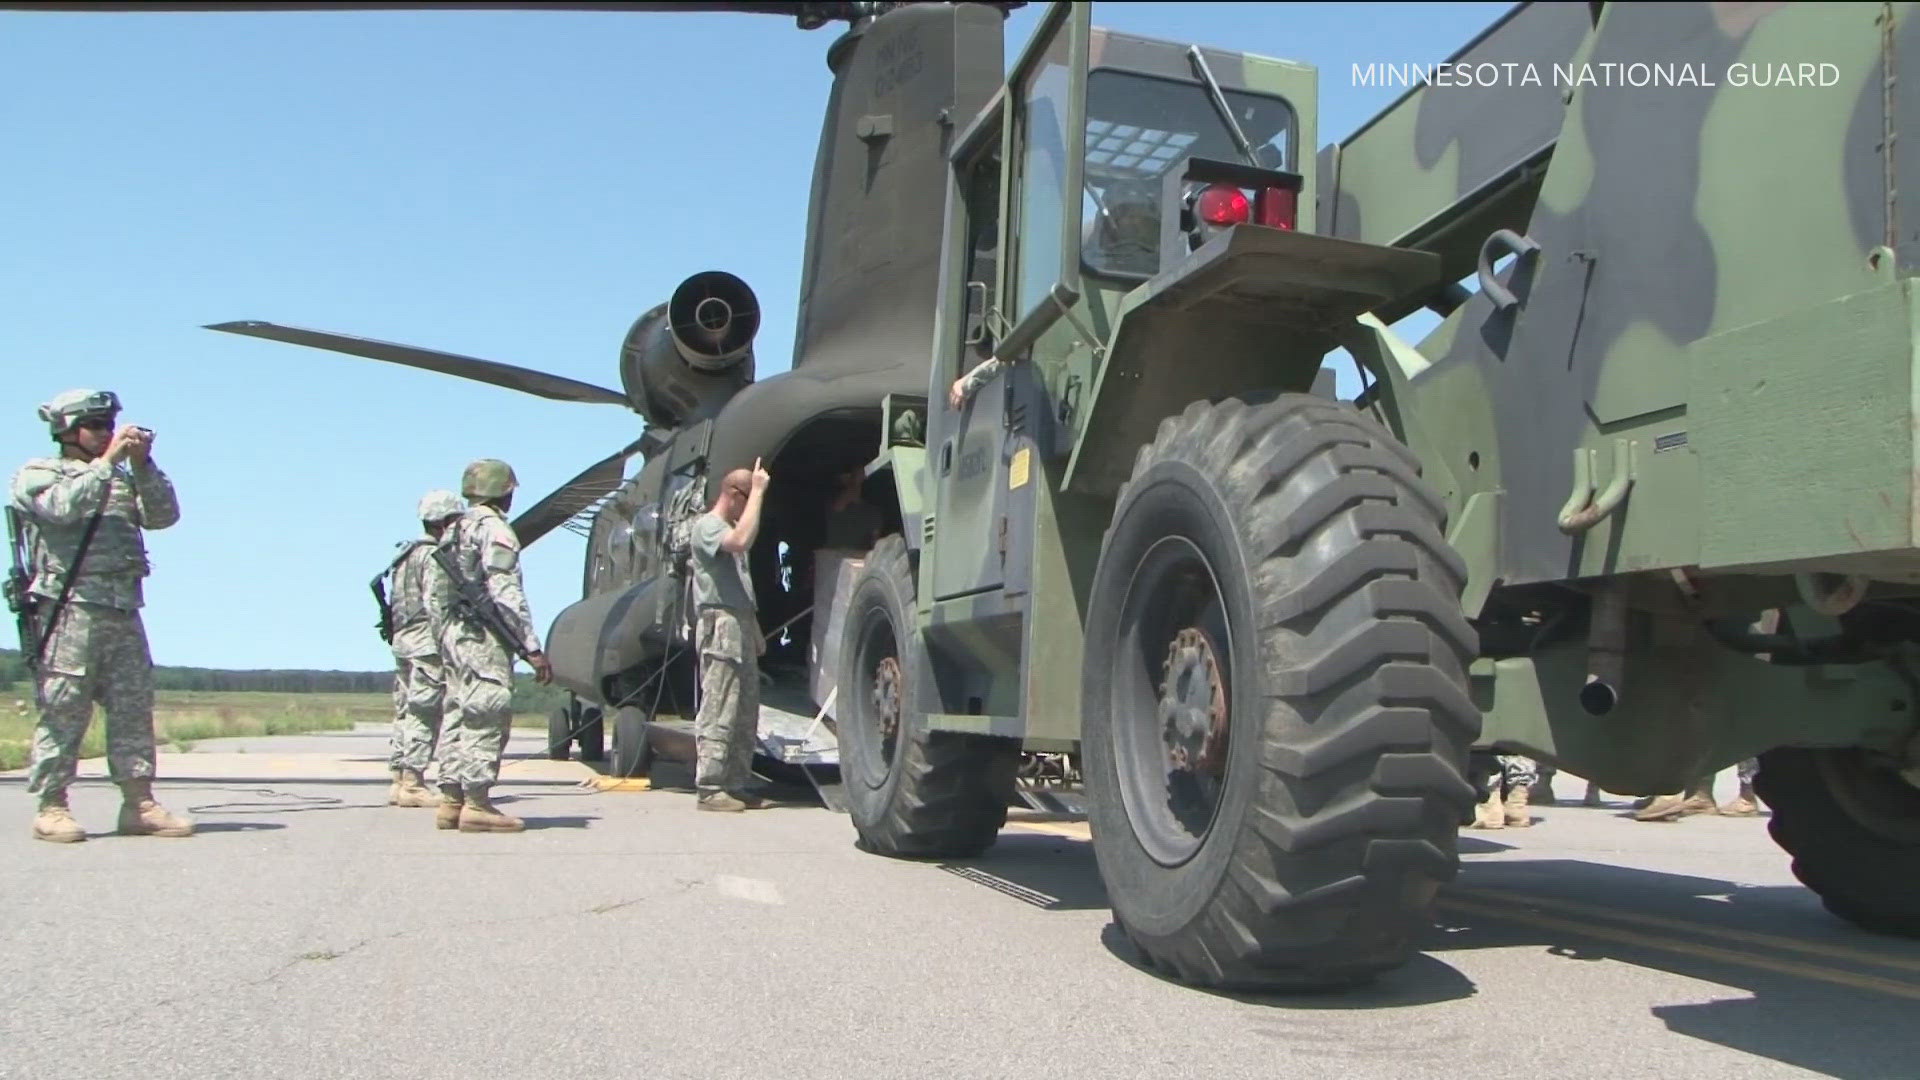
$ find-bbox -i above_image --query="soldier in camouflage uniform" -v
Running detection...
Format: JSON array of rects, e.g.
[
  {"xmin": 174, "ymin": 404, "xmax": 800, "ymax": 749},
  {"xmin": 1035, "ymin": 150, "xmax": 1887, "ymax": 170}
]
[
  {"xmin": 10, "ymin": 389, "xmax": 191, "ymax": 843},
  {"xmin": 374, "ymin": 489, "xmax": 464, "ymax": 809},
  {"xmin": 424, "ymin": 460, "xmax": 551, "ymax": 833},
  {"xmin": 688, "ymin": 459, "xmax": 770, "ymax": 812}
]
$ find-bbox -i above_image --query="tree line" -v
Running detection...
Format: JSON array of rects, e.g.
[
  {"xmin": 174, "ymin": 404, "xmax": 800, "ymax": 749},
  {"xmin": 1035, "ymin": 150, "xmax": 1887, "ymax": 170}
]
[{"xmin": 0, "ymin": 648, "xmax": 567, "ymax": 714}]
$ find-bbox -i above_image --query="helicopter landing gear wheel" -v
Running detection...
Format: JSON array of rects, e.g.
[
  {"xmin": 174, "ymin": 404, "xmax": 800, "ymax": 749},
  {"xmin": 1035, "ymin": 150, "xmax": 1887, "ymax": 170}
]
[
  {"xmin": 609, "ymin": 704, "xmax": 656, "ymax": 780},
  {"xmin": 577, "ymin": 706, "xmax": 605, "ymax": 762},
  {"xmin": 1081, "ymin": 392, "xmax": 1480, "ymax": 991},
  {"xmin": 838, "ymin": 534, "xmax": 1019, "ymax": 858},
  {"xmin": 547, "ymin": 706, "xmax": 573, "ymax": 762}
]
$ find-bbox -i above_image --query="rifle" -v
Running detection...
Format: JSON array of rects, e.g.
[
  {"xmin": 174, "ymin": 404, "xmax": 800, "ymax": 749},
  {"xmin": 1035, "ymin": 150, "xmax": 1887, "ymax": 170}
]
[
  {"xmin": 369, "ymin": 571, "xmax": 394, "ymax": 645},
  {"xmin": 430, "ymin": 543, "xmax": 535, "ymax": 663},
  {"xmin": 5, "ymin": 480, "xmax": 113, "ymax": 676},
  {"xmin": 4, "ymin": 507, "xmax": 39, "ymax": 667},
  {"xmin": 369, "ymin": 540, "xmax": 425, "ymax": 646}
]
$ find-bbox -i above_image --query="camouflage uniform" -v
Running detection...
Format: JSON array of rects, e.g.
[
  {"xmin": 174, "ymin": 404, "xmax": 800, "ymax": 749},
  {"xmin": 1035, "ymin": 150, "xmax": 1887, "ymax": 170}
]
[
  {"xmin": 1469, "ymin": 752, "xmax": 1539, "ymax": 829},
  {"xmin": 10, "ymin": 389, "xmax": 191, "ymax": 842},
  {"xmin": 383, "ymin": 541, "xmax": 443, "ymax": 772},
  {"xmin": 424, "ymin": 462, "xmax": 542, "ymax": 833},
  {"xmin": 690, "ymin": 508, "xmax": 761, "ymax": 805},
  {"xmin": 375, "ymin": 489, "xmax": 463, "ymax": 808},
  {"xmin": 953, "ymin": 355, "xmax": 1005, "ymax": 403}
]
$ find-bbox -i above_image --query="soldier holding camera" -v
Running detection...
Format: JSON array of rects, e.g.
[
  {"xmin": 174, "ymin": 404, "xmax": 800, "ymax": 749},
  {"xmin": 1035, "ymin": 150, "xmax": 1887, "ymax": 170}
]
[{"xmin": 7, "ymin": 389, "xmax": 191, "ymax": 843}]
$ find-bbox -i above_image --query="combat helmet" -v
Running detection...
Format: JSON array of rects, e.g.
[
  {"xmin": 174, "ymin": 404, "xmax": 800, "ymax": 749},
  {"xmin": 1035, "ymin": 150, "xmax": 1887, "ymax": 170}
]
[
  {"xmin": 38, "ymin": 389, "xmax": 120, "ymax": 437},
  {"xmin": 461, "ymin": 459, "xmax": 518, "ymax": 500},
  {"xmin": 417, "ymin": 489, "xmax": 464, "ymax": 524}
]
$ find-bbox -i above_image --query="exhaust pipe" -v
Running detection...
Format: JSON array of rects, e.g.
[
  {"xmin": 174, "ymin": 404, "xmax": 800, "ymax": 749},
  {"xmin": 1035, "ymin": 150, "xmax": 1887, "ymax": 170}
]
[
  {"xmin": 1580, "ymin": 582, "xmax": 1627, "ymax": 716},
  {"xmin": 668, "ymin": 270, "xmax": 760, "ymax": 372}
]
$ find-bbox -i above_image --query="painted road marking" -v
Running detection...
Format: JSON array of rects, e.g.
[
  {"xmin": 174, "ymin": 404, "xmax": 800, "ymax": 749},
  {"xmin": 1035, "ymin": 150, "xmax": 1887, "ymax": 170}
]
[{"xmin": 715, "ymin": 875, "xmax": 784, "ymax": 905}]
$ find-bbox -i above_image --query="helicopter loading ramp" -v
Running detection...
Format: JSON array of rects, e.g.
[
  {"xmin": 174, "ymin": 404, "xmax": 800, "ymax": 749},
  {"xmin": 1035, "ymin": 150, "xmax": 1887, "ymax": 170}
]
[{"xmin": 628, "ymin": 675, "xmax": 847, "ymax": 812}]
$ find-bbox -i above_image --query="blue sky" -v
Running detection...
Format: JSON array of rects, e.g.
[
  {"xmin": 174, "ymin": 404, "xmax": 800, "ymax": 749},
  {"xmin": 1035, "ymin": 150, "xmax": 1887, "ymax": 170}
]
[{"xmin": 1, "ymin": 1, "xmax": 1512, "ymax": 672}]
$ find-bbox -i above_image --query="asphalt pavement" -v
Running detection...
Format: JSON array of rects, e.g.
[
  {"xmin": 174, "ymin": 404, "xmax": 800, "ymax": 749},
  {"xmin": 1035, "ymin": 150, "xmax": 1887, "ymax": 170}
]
[{"xmin": 2, "ymin": 724, "xmax": 1916, "ymax": 1080}]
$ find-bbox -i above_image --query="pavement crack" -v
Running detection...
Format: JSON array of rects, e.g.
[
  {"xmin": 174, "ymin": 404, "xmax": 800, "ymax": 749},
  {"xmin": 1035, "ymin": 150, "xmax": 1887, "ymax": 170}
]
[{"xmin": 587, "ymin": 877, "xmax": 704, "ymax": 915}]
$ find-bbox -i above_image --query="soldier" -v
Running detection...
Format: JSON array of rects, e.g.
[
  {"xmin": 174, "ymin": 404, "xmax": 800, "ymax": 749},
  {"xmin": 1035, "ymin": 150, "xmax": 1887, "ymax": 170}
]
[
  {"xmin": 10, "ymin": 389, "xmax": 190, "ymax": 843},
  {"xmin": 1470, "ymin": 753, "xmax": 1539, "ymax": 829},
  {"xmin": 425, "ymin": 460, "xmax": 551, "ymax": 833},
  {"xmin": 689, "ymin": 459, "xmax": 770, "ymax": 812},
  {"xmin": 373, "ymin": 490, "xmax": 464, "ymax": 809}
]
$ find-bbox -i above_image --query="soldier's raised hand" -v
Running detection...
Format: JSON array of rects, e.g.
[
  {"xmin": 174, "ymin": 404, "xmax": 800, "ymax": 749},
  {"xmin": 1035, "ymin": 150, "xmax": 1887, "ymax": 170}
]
[
  {"xmin": 751, "ymin": 457, "xmax": 771, "ymax": 493},
  {"xmin": 102, "ymin": 426, "xmax": 138, "ymax": 466},
  {"xmin": 122, "ymin": 426, "xmax": 152, "ymax": 465}
]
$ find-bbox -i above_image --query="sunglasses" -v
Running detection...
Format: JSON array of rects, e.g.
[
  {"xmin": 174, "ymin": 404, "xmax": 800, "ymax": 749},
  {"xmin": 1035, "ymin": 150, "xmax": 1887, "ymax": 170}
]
[{"xmin": 73, "ymin": 418, "xmax": 113, "ymax": 433}]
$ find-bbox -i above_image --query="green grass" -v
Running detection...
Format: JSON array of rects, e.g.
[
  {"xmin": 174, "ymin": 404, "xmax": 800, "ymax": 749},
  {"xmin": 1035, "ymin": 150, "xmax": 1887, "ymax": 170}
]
[{"xmin": 0, "ymin": 690, "xmax": 390, "ymax": 772}]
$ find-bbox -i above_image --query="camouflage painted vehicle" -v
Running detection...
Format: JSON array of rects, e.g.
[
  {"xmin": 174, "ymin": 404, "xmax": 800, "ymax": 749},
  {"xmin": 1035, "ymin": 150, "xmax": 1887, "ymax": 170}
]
[{"xmin": 836, "ymin": 0, "xmax": 1920, "ymax": 989}]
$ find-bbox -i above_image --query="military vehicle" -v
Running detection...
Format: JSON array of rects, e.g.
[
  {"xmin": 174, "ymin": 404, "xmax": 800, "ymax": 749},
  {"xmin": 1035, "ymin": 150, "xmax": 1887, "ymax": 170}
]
[{"xmin": 18, "ymin": 0, "xmax": 1920, "ymax": 991}]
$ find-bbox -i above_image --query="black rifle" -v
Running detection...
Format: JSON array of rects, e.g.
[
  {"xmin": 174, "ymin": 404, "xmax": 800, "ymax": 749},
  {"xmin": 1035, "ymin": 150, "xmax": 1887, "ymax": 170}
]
[
  {"xmin": 430, "ymin": 543, "xmax": 534, "ymax": 662},
  {"xmin": 4, "ymin": 507, "xmax": 38, "ymax": 666},
  {"xmin": 369, "ymin": 540, "xmax": 426, "ymax": 646},
  {"xmin": 369, "ymin": 572, "xmax": 394, "ymax": 645},
  {"xmin": 5, "ymin": 479, "xmax": 113, "ymax": 676}
]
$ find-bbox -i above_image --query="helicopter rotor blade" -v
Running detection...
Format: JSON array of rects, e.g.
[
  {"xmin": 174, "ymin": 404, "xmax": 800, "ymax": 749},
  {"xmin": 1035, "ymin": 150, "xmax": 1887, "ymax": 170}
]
[
  {"xmin": 510, "ymin": 431, "xmax": 664, "ymax": 549},
  {"xmin": 205, "ymin": 320, "xmax": 630, "ymax": 408},
  {"xmin": 0, "ymin": 3, "xmax": 962, "ymax": 20}
]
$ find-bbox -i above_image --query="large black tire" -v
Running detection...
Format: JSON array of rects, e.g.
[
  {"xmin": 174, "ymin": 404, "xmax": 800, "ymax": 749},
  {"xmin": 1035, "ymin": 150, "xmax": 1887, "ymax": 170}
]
[
  {"xmin": 1754, "ymin": 746, "xmax": 1920, "ymax": 936},
  {"xmin": 609, "ymin": 705, "xmax": 654, "ymax": 779},
  {"xmin": 1081, "ymin": 393, "xmax": 1481, "ymax": 991},
  {"xmin": 838, "ymin": 534, "xmax": 1020, "ymax": 858},
  {"xmin": 547, "ymin": 706, "xmax": 573, "ymax": 762},
  {"xmin": 577, "ymin": 706, "xmax": 606, "ymax": 763}
]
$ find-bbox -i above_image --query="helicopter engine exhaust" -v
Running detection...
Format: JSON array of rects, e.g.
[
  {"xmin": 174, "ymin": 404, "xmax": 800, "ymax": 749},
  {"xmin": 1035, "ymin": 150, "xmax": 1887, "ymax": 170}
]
[
  {"xmin": 619, "ymin": 269, "xmax": 760, "ymax": 429},
  {"xmin": 671, "ymin": 271, "xmax": 760, "ymax": 371}
]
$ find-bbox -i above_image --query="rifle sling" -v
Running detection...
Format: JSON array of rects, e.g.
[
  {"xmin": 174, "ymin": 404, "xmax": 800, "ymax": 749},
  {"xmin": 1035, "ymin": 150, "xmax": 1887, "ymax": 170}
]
[{"xmin": 28, "ymin": 473, "xmax": 115, "ymax": 670}]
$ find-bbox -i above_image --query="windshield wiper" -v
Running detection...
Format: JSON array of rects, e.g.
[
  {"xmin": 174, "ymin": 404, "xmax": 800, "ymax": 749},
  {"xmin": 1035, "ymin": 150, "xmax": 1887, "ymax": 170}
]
[{"xmin": 1187, "ymin": 45, "xmax": 1259, "ymax": 168}]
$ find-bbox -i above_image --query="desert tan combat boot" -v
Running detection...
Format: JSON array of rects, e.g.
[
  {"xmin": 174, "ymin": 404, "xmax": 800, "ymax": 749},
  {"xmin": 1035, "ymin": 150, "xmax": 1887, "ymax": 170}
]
[
  {"xmin": 32, "ymin": 793, "xmax": 85, "ymax": 844},
  {"xmin": 1720, "ymin": 781, "xmax": 1760, "ymax": 816},
  {"xmin": 1470, "ymin": 786, "xmax": 1504, "ymax": 829},
  {"xmin": 116, "ymin": 780, "xmax": 193, "ymax": 837},
  {"xmin": 1503, "ymin": 783, "xmax": 1532, "ymax": 828},
  {"xmin": 390, "ymin": 769, "xmax": 439, "ymax": 808},
  {"xmin": 1679, "ymin": 777, "xmax": 1719, "ymax": 817},
  {"xmin": 457, "ymin": 788, "xmax": 524, "ymax": 833},
  {"xmin": 698, "ymin": 790, "xmax": 746, "ymax": 813},
  {"xmin": 435, "ymin": 786, "xmax": 463, "ymax": 830}
]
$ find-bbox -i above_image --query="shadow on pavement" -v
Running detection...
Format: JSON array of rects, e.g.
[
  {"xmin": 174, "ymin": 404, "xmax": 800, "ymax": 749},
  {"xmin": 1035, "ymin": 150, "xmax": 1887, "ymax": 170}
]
[
  {"xmin": 1429, "ymin": 857, "xmax": 1920, "ymax": 1078},
  {"xmin": 939, "ymin": 828, "xmax": 1920, "ymax": 1054},
  {"xmin": 516, "ymin": 815, "xmax": 598, "ymax": 831},
  {"xmin": 186, "ymin": 821, "xmax": 289, "ymax": 834}
]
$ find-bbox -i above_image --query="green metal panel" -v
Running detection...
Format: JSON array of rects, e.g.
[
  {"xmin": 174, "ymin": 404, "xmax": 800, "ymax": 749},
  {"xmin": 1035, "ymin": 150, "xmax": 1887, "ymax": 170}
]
[{"xmin": 1694, "ymin": 280, "xmax": 1920, "ymax": 572}]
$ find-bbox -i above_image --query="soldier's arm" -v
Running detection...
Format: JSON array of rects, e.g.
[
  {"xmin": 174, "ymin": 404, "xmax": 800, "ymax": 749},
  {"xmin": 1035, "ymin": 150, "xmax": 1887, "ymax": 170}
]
[
  {"xmin": 129, "ymin": 459, "xmax": 180, "ymax": 530},
  {"xmin": 422, "ymin": 542, "xmax": 452, "ymax": 639},
  {"xmin": 9, "ymin": 460, "xmax": 112, "ymax": 525},
  {"xmin": 478, "ymin": 519, "xmax": 544, "ymax": 654},
  {"xmin": 947, "ymin": 354, "xmax": 1005, "ymax": 408}
]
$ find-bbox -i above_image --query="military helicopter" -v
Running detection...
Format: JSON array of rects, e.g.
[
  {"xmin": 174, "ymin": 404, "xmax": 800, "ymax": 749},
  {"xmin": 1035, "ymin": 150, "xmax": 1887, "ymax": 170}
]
[{"xmin": 9, "ymin": 0, "xmax": 1034, "ymax": 788}]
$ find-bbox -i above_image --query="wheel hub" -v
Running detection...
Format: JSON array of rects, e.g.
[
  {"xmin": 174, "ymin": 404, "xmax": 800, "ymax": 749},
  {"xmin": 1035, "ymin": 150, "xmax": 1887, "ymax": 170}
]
[
  {"xmin": 1160, "ymin": 627, "xmax": 1228, "ymax": 779},
  {"xmin": 872, "ymin": 655, "xmax": 902, "ymax": 746}
]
